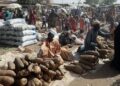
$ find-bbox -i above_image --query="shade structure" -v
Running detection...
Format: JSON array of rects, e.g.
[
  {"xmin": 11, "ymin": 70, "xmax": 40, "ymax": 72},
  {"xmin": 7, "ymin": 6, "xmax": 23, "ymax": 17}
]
[{"xmin": 7, "ymin": 3, "xmax": 22, "ymax": 9}]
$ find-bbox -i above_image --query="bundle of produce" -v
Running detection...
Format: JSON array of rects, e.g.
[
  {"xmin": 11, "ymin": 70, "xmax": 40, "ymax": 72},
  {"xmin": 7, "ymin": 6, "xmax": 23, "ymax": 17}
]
[
  {"xmin": 97, "ymin": 49, "xmax": 114, "ymax": 59},
  {"xmin": 0, "ymin": 54, "xmax": 64, "ymax": 86},
  {"xmin": 0, "ymin": 70, "xmax": 16, "ymax": 86},
  {"xmin": 64, "ymin": 51, "xmax": 99, "ymax": 75},
  {"xmin": 64, "ymin": 63, "xmax": 85, "ymax": 75},
  {"xmin": 60, "ymin": 47, "xmax": 74, "ymax": 61},
  {"xmin": 0, "ymin": 19, "xmax": 38, "ymax": 46},
  {"xmin": 96, "ymin": 36, "xmax": 114, "ymax": 59}
]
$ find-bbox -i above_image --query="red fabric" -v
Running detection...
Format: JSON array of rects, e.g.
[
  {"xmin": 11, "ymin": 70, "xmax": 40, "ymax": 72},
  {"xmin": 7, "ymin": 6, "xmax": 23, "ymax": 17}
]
[
  {"xmin": 29, "ymin": 10, "xmax": 36, "ymax": 25},
  {"xmin": 69, "ymin": 17, "xmax": 77, "ymax": 32},
  {"xmin": 0, "ymin": 12, "xmax": 3, "ymax": 19},
  {"xmin": 79, "ymin": 18, "xmax": 85, "ymax": 30}
]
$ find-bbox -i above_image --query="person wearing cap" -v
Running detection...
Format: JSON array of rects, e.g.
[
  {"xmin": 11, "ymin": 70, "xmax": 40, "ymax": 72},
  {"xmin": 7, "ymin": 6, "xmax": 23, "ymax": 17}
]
[
  {"xmin": 85, "ymin": 20, "xmax": 111, "ymax": 51},
  {"xmin": 77, "ymin": 20, "xmax": 111, "ymax": 53}
]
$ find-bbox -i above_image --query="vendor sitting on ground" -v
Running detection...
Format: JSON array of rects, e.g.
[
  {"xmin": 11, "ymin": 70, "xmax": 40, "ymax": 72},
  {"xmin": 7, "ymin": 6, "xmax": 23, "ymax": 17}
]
[
  {"xmin": 39, "ymin": 32, "xmax": 61, "ymax": 58},
  {"xmin": 59, "ymin": 31, "xmax": 74, "ymax": 46},
  {"xmin": 38, "ymin": 32, "xmax": 74, "ymax": 61},
  {"xmin": 77, "ymin": 20, "xmax": 111, "ymax": 53}
]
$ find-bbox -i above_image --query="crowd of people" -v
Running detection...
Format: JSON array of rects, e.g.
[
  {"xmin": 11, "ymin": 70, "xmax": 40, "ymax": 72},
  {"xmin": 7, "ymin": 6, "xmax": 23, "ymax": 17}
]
[{"xmin": 0, "ymin": 6, "xmax": 120, "ymax": 71}]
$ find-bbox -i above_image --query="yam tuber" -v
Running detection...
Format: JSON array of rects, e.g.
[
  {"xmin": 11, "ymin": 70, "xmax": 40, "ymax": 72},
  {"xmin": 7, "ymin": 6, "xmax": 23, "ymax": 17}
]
[
  {"xmin": 79, "ymin": 59, "xmax": 96, "ymax": 66},
  {"xmin": 17, "ymin": 69, "xmax": 30, "ymax": 78},
  {"xmin": 40, "ymin": 65, "xmax": 48, "ymax": 72},
  {"xmin": 0, "ymin": 84, "xmax": 3, "ymax": 86},
  {"xmin": 64, "ymin": 64, "xmax": 85, "ymax": 75},
  {"xmin": 0, "ymin": 76, "xmax": 14, "ymax": 86},
  {"xmin": 80, "ymin": 55, "xmax": 97, "ymax": 63},
  {"xmin": 49, "ymin": 60, "xmax": 56, "ymax": 70},
  {"xmin": 53, "ymin": 55, "xmax": 64, "ymax": 66},
  {"xmin": 28, "ymin": 63, "xmax": 41, "ymax": 74},
  {"xmin": 31, "ymin": 58, "xmax": 44, "ymax": 64},
  {"xmin": 79, "ymin": 63, "xmax": 92, "ymax": 70},
  {"xmin": 15, "ymin": 58, "xmax": 24, "ymax": 69},
  {"xmin": 48, "ymin": 70, "xmax": 56, "ymax": 79},
  {"xmin": 21, "ymin": 58, "xmax": 29, "ymax": 67},
  {"xmin": 43, "ymin": 74, "xmax": 51, "ymax": 83},
  {"xmin": 19, "ymin": 78, "xmax": 28, "ymax": 86},
  {"xmin": 0, "ymin": 70, "xmax": 16, "ymax": 77},
  {"xmin": 42, "ymin": 81, "xmax": 49, "ymax": 86},
  {"xmin": 83, "ymin": 51, "xmax": 100, "ymax": 57},
  {"xmin": 27, "ymin": 80, "xmax": 35, "ymax": 86},
  {"xmin": 8, "ymin": 62, "xmax": 16, "ymax": 70},
  {"xmin": 32, "ymin": 78, "xmax": 42, "ymax": 86}
]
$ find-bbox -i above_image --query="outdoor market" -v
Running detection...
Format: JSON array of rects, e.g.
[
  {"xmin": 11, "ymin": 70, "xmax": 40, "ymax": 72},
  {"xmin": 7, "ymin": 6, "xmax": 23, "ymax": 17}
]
[{"xmin": 0, "ymin": 0, "xmax": 119, "ymax": 86}]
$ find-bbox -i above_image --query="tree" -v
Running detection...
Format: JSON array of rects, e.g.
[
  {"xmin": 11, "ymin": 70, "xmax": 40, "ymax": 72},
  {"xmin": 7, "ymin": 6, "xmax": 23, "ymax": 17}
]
[
  {"xmin": 17, "ymin": 0, "xmax": 48, "ymax": 5},
  {"xmin": 85, "ymin": 0, "xmax": 99, "ymax": 5},
  {"xmin": 101, "ymin": 0, "xmax": 117, "ymax": 5}
]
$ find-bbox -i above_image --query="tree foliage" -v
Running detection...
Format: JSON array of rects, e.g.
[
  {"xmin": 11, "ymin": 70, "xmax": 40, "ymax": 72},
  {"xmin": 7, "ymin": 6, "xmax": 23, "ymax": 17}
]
[
  {"xmin": 85, "ymin": 0, "xmax": 99, "ymax": 5},
  {"xmin": 101, "ymin": 0, "xmax": 117, "ymax": 5},
  {"xmin": 85, "ymin": 0, "xmax": 117, "ymax": 5},
  {"xmin": 17, "ymin": 0, "xmax": 46, "ymax": 5}
]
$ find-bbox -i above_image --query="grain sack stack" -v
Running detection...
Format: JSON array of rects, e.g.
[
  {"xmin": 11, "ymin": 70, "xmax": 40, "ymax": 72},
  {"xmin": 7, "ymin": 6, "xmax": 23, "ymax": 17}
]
[
  {"xmin": 64, "ymin": 51, "xmax": 99, "ymax": 75},
  {"xmin": 0, "ymin": 18, "xmax": 37, "ymax": 46}
]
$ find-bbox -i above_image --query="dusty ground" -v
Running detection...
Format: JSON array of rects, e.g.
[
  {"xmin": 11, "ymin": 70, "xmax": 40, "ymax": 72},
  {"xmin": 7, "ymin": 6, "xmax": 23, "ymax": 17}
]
[
  {"xmin": 68, "ymin": 63, "xmax": 120, "ymax": 86},
  {"xmin": 0, "ymin": 43, "xmax": 41, "ymax": 55},
  {"xmin": 0, "ymin": 43, "xmax": 119, "ymax": 86}
]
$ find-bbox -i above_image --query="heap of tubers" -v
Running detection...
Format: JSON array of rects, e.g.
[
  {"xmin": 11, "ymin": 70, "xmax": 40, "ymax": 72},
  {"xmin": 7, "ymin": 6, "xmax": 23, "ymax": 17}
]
[
  {"xmin": 65, "ymin": 51, "xmax": 99, "ymax": 75},
  {"xmin": 96, "ymin": 36, "xmax": 114, "ymax": 59},
  {"xmin": 0, "ymin": 54, "xmax": 64, "ymax": 86}
]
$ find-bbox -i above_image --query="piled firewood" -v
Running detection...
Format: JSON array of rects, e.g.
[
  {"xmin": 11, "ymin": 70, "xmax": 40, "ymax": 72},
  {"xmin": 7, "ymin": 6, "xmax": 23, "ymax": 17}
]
[
  {"xmin": 0, "ymin": 55, "xmax": 64, "ymax": 86},
  {"xmin": 65, "ymin": 51, "xmax": 99, "ymax": 75}
]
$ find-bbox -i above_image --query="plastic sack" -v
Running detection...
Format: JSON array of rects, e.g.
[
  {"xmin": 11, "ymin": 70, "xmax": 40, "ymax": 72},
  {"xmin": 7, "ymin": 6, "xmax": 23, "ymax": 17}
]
[{"xmin": 5, "ymin": 18, "xmax": 26, "ymax": 25}]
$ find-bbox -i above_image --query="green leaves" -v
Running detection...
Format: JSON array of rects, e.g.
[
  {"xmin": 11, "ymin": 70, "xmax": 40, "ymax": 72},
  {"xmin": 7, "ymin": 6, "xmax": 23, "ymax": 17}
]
[
  {"xmin": 85, "ymin": 0, "xmax": 99, "ymax": 5},
  {"xmin": 85, "ymin": 0, "xmax": 117, "ymax": 5},
  {"xmin": 101, "ymin": 0, "xmax": 117, "ymax": 5},
  {"xmin": 17, "ymin": 0, "xmax": 43, "ymax": 5}
]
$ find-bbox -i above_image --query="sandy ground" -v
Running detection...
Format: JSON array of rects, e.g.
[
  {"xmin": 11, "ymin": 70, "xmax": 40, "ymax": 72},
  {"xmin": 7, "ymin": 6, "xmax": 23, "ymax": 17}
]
[
  {"xmin": 68, "ymin": 63, "xmax": 120, "ymax": 86},
  {"xmin": 0, "ymin": 43, "xmax": 119, "ymax": 86}
]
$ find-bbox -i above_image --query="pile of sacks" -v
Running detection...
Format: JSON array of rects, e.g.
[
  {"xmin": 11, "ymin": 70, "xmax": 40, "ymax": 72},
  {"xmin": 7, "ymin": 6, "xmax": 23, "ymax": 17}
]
[
  {"xmin": 0, "ymin": 18, "xmax": 37, "ymax": 46},
  {"xmin": 65, "ymin": 51, "xmax": 99, "ymax": 75}
]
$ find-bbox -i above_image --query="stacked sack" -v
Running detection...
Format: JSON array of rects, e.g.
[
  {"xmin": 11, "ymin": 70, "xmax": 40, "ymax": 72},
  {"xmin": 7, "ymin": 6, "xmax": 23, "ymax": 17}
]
[
  {"xmin": 64, "ymin": 51, "xmax": 99, "ymax": 75},
  {"xmin": 0, "ymin": 18, "xmax": 37, "ymax": 46}
]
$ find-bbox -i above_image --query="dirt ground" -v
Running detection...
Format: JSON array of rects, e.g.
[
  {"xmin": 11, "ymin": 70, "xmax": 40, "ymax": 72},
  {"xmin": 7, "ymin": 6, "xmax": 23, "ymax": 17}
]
[
  {"xmin": 0, "ymin": 43, "xmax": 41, "ymax": 55},
  {"xmin": 0, "ymin": 43, "xmax": 119, "ymax": 86},
  {"xmin": 68, "ymin": 63, "xmax": 120, "ymax": 86}
]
